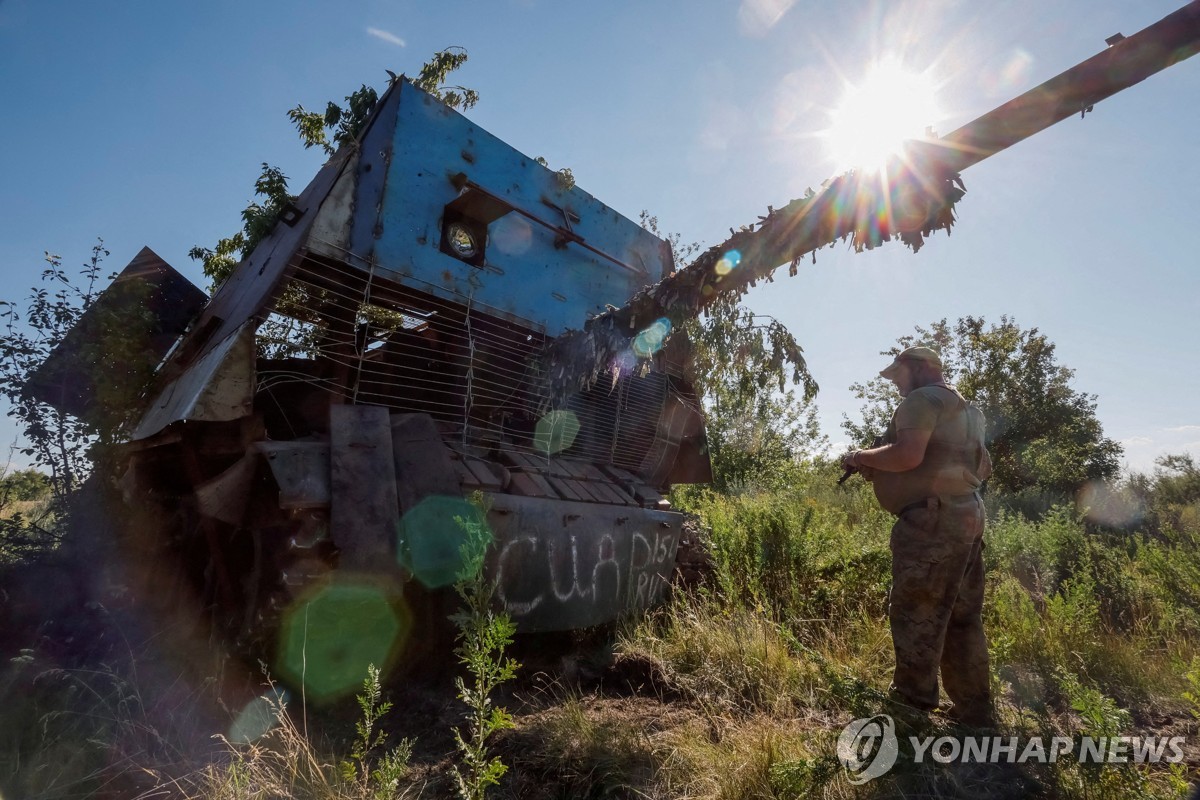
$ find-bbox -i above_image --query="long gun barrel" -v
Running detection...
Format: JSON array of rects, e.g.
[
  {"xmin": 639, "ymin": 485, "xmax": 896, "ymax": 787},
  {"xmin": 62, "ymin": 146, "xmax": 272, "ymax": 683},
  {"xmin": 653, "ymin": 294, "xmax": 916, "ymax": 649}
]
[
  {"xmin": 920, "ymin": 0, "xmax": 1200, "ymax": 175},
  {"xmin": 543, "ymin": 0, "xmax": 1200, "ymax": 401}
]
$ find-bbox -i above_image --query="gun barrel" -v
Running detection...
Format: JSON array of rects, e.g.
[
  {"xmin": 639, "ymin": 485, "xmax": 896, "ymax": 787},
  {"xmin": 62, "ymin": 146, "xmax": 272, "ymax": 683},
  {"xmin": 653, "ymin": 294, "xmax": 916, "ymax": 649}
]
[
  {"xmin": 543, "ymin": 2, "xmax": 1200, "ymax": 402},
  {"xmin": 662, "ymin": 0, "xmax": 1200, "ymax": 310},
  {"xmin": 923, "ymin": 0, "xmax": 1200, "ymax": 175}
]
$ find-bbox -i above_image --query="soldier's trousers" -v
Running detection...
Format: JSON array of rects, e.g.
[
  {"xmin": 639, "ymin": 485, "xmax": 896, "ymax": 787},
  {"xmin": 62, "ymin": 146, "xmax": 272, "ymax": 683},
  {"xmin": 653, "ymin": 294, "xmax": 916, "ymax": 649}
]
[{"xmin": 888, "ymin": 494, "xmax": 989, "ymax": 716}]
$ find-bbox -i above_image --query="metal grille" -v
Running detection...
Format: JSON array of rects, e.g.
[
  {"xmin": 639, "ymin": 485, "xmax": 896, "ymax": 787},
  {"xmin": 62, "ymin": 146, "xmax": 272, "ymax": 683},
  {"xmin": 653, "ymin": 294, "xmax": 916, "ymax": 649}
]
[{"xmin": 255, "ymin": 253, "xmax": 675, "ymax": 473}]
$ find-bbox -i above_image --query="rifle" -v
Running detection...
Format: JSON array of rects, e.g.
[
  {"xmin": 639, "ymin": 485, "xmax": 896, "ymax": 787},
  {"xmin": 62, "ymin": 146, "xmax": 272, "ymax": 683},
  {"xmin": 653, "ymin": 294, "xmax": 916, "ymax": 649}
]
[{"xmin": 838, "ymin": 435, "xmax": 883, "ymax": 486}]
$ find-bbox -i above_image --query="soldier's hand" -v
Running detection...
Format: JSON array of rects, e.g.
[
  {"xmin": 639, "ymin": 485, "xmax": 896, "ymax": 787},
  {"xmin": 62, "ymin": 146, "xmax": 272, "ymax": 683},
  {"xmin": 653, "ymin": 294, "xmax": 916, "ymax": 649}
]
[{"xmin": 841, "ymin": 450, "xmax": 860, "ymax": 472}]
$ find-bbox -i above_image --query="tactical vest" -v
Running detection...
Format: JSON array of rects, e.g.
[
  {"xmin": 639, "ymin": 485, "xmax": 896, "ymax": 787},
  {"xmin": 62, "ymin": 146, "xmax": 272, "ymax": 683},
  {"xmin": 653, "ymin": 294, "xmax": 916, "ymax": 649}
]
[{"xmin": 871, "ymin": 385, "xmax": 992, "ymax": 515}]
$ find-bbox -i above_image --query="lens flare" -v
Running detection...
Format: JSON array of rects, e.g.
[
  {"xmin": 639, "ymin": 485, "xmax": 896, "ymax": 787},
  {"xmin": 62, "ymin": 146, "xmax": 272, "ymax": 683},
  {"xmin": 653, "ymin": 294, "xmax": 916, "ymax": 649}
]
[
  {"xmin": 229, "ymin": 687, "xmax": 290, "ymax": 743},
  {"xmin": 534, "ymin": 409, "xmax": 581, "ymax": 455},
  {"xmin": 397, "ymin": 495, "xmax": 493, "ymax": 588},
  {"xmin": 632, "ymin": 318, "xmax": 672, "ymax": 358},
  {"xmin": 610, "ymin": 348, "xmax": 638, "ymax": 379},
  {"xmin": 714, "ymin": 249, "xmax": 742, "ymax": 276},
  {"xmin": 275, "ymin": 575, "xmax": 410, "ymax": 704},
  {"xmin": 490, "ymin": 215, "xmax": 533, "ymax": 257},
  {"xmin": 982, "ymin": 49, "xmax": 1034, "ymax": 97},
  {"xmin": 1077, "ymin": 480, "xmax": 1144, "ymax": 529}
]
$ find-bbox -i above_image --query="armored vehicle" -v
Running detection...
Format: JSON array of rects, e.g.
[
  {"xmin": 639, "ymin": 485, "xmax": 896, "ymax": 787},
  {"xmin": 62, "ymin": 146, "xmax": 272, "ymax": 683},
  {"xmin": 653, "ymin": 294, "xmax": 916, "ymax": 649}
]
[{"xmin": 28, "ymin": 0, "xmax": 1200, "ymax": 698}]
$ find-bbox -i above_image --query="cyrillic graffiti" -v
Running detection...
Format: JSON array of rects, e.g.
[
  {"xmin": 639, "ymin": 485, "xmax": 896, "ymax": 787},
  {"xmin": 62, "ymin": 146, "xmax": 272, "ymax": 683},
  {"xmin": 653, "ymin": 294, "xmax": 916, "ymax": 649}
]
[{"xmin": 494, "ymin": 525, "xmax": 677, "ymax": 618}]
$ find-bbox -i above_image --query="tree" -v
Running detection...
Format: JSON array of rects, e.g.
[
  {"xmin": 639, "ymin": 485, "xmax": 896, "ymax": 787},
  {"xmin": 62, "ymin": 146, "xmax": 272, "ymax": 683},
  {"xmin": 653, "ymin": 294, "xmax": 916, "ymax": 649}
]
[
  {"xmin": 0, "ymin": 241, "xmax": 159, "ymax": 557},
  {"xmin": 689, "ymin": 295, "xmax": 826, "ymax": 492},
  {"xmin": 843, "ymin": 316, "xmax": 1122, "ymax": 496},
  {"xmin": 0, "ymin": 468, "xmax": 51, "ymax": 503},
  {"xmin": 1126, "ymin": 453, "xmax": 1200, "ymax": 536},
  {"xmin": 1146, "ymin": 453, "xmax": 1200, "ymax": 508},
  {"xmin": 640, "ymin": 214, "xmax": 824, "ymax": 493},
  {"xmin": 0, "ymin": 242, "xmax": 155, "ymax": 497},
  {"xmin": 190, "ymin": 48, "xmax": 480, "ymax": 289}
]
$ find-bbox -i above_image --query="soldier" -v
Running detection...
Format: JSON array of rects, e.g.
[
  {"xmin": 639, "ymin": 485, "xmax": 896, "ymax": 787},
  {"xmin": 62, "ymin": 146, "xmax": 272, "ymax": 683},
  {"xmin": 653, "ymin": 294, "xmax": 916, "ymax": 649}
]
[{"xmin": 841, "ymin": 346, "xmax": 994, "ymax": 726}]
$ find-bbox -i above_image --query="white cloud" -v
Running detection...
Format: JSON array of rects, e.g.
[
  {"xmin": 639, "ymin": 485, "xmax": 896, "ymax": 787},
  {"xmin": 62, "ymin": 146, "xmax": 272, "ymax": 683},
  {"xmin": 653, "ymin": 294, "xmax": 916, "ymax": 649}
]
[
  {"xmin": 366, "ymin": 27, "xmax": 406, "ymax": 47},
  {"xmin": 1117, "ymin": 427, "xmax": 1200, "ymax": 473}
]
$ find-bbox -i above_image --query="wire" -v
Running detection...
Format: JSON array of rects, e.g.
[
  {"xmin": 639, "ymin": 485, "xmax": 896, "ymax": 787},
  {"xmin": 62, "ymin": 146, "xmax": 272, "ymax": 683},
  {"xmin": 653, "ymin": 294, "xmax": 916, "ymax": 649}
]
[{"xmin": 254, "ymin": 258, "xmax": 690, "ymax": 472}]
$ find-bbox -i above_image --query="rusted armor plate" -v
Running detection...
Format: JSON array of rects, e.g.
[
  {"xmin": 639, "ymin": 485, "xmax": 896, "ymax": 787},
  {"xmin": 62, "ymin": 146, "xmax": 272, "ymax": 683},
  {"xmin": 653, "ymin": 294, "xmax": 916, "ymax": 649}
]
[{"xmin": 484, "ymin": 493, "xmax": 681, "ymax": 631}]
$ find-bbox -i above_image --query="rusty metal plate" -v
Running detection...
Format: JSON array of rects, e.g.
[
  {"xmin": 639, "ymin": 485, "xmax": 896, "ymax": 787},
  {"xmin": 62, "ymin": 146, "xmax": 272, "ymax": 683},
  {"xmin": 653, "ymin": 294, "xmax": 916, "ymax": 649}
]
[
  {"xmin": 194, "ymin": 453, "xmax": 257, "ymax": 525},
  {"xmin": 390, "ymin": 413, "xmax": 462, "ymax": 509},
  {"xmin": 28, "ymin": 247, "xmax": 207, "ymax": 417},
  {"xmin": 133, "ymin": 322, "xmax": 256, "ymax": 440},
  {"xmin": 330, "ymin": 405, "xmax": 399, "ymax": 570},
  {"xmin": 482, "ymin": 493, "xmax": 681, "ymax": 632},
  {"xmin": 255, "ymin": 441, "xmax": 331, "ymax": 509}
]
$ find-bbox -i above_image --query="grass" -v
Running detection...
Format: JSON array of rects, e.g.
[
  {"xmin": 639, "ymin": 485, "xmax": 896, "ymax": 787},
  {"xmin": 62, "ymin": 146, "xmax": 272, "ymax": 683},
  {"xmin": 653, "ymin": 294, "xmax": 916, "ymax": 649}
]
[
  {"xmin": 175, "ymin": 687, "xmax": 420, "ymax": 800},
  {"xmin": 0, "ymin": 641, "xmax": 222, "ymax": 799},
  {"xmin": 619, "ymin": 595, "xmax": 823, "ymax": 716},
  {"xmin": 545, "ymin": 475, "xmax": 1200, "ymax": 799},
  {"xmin": 517, "ymin": 689, "xmax": 828, "ymax": 800},
  {"xmin": 2, "ymin": 466, "xmax": 1199, "ymax": 798}
]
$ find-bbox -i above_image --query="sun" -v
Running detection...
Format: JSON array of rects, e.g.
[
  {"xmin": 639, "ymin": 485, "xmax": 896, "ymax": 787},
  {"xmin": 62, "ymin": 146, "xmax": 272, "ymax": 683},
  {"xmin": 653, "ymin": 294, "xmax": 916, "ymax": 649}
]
[{"xmin": 825, "ymin": 59, "xmax": 941, "ymax": 172}]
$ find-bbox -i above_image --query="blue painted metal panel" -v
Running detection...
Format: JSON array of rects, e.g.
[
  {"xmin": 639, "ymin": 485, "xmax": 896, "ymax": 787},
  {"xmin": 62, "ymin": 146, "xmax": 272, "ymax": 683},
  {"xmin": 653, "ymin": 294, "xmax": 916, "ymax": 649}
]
[
  {"xmin": 347, "ymin": 83, "xmax": 401, "ymax": 264},
  {"xmin": 361, "ymin": 81, "xmax": 669, "ymax": 334}
]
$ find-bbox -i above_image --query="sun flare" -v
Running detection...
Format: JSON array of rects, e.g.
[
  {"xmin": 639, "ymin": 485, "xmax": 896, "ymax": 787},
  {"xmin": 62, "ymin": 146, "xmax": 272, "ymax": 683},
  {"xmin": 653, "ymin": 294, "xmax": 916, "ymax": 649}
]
[{"xmin": 825, "ymin": 59, "xmax": 941, "ymax": 172}]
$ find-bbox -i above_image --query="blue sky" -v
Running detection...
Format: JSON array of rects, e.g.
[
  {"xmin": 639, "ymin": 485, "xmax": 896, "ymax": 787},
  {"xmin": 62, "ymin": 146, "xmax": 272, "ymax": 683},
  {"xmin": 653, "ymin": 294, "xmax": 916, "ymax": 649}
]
[{"xmin": 1, "ymin": 0, "xmax": 1197, "ymax": 473}]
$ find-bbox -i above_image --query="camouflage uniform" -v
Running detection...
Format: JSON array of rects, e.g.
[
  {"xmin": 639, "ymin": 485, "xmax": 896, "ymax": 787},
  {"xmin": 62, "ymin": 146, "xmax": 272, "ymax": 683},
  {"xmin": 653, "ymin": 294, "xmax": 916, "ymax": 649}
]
[
  {"xmin": 870, "ymin": 384, "xmax": 992, "ymax": 722},
  {"xmin": 889, "ymin": 494, "xmax": 989, "ymax": 720}
]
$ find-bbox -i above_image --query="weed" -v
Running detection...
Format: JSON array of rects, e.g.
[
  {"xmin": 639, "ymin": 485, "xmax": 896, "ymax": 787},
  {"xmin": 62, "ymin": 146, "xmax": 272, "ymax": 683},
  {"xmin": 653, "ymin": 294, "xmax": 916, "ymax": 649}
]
[
  {"xmin": 448, "ymin": 498, "xmax": 519, "ymax": 800},
  {"xmin": 769, "ymin": 754, "xmax": 840, "ymax": 798},
  {"xmin": 1183, "ymin": 656, "xmax": 1200, "ymax": 719},
  {"xmin": 180, "ymin": 670, "xmax": 419, "ymax": 800},
  {"xmin": 339, "ymin": 665, "xmax": 413, "ymax": 799}
]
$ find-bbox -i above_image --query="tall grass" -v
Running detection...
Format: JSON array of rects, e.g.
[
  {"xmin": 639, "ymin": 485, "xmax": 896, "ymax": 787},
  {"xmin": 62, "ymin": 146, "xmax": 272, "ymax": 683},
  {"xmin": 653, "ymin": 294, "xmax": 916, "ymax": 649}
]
[
  {"xmin": 589, "ymin": 468, "xmax": 1200, "ymax": 798},
  {"xmin": 5, "ymin": 462, "xmax": 1199, "ymax": 798}
]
